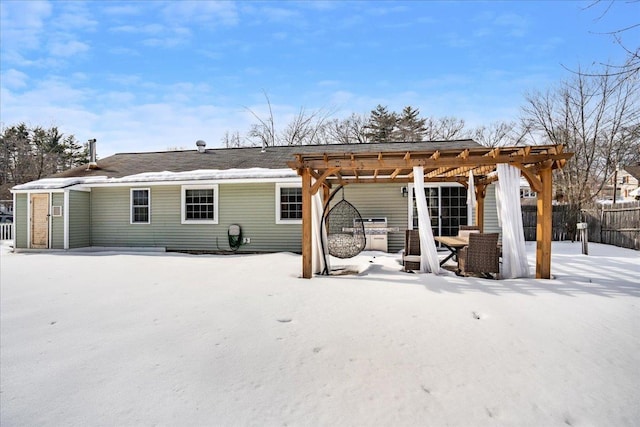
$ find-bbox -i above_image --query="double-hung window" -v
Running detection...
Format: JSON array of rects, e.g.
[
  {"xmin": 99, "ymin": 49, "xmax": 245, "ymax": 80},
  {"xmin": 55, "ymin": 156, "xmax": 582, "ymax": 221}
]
[
  {"xmin": 276, "ymin": 183, "xmax": 302, "ymax": 224},
  {"xmin": 131, "ymin": 188, "xmax": 150, "ymax": 224},
  {"xmin": 181, "ymin": 185, "xmax": 218, "ymax": 224}
]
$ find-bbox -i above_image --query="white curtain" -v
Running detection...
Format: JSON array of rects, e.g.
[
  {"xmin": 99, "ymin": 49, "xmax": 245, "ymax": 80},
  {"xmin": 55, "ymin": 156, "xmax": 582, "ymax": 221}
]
[
  {"xmin": 496, "ymin": 164, "xmax": 529, "ymax": 278},
  {"xmin": 467, "ymin": 170, "xmax": 476, "ymax": 226},
  {"xmin": 312, "ymin": 187, "xmax": 329, "ymax": 274},
  {"xmin": 413, "ymin": 166, "xmax": 442, "ymax": 274}
]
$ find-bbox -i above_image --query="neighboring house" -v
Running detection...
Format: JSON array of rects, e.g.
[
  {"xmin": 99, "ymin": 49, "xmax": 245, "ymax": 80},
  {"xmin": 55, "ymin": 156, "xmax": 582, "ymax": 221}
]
[
  {"xmin": 603, "ymin": 164, "xmax": 640, "ymax": 201},
  {"xmin": 11, "ymin": 140, "xmax": 500, "ymax": 253}
]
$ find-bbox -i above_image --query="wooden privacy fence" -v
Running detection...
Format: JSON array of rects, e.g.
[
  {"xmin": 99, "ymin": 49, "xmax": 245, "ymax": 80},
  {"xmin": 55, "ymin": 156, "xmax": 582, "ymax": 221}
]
[
  {"xmin": 522, "ymin": 202, "xmax": 639, "ymax": 250},
  {"xmin": 522, "ymin": 205, "xmax": 577, "ymax": 242},
  {"xmin": 582, "ymin": 203, "xmax": 640, "ymax": 250}
]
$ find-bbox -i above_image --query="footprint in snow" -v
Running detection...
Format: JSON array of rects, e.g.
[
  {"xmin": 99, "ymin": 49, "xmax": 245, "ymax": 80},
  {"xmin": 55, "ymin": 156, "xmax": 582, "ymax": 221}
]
[{"xmin": 277, "ymin": 318, "xmax": 292, "ymax": 323}]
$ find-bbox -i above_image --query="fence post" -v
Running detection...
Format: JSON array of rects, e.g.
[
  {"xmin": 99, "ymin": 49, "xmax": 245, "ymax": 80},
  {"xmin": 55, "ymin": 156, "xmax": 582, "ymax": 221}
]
[{"xmin": 577, "ymin": 222, "xmax": 588, "ymax": 255}]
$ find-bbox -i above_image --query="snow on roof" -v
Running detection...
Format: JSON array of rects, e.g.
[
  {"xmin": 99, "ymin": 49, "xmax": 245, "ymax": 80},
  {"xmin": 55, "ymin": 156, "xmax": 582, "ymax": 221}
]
[
  {"xmin": 108, "ymin": 168, "xmax": 298, "ymax": 183},
  {"xmin": 12, "ymin": 176, "xmax": 109, "ymax": 190},
  {"xmin": 12, "ymin": 168, "xmax": 299, "ymax": 190}
]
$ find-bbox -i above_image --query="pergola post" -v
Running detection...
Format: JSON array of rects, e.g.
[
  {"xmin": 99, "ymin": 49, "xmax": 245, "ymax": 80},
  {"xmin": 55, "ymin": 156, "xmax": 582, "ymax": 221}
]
[
  {"xmin": 535, "ymin": 167, "xmax": 553, "ymax": 279},
  {"xmin": 475, "ymin": 183, "xmax": 486, "ymax": 231},
  {"xmin": 301, "ymin": 168, "xmax": 313, "ymax": 279}
]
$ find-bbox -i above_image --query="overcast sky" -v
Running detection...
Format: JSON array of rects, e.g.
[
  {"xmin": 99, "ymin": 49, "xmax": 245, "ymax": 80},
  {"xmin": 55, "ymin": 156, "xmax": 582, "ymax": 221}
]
[{"xmin": 1, "ymin": 1, "xmax": 636, "ymax": 157}]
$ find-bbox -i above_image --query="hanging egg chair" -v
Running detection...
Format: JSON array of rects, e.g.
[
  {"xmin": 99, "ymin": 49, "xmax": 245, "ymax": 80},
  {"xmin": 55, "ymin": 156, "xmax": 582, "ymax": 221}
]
[{"xmin": 324, "ymin": 187, "xmax": 366, "ymax": 259}]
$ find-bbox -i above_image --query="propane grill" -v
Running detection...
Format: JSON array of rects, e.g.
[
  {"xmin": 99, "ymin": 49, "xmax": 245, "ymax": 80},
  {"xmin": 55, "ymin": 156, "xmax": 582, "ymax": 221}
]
[{"xmin": 354, "ymin": 218, "xmax": 396, "ymax": 252}]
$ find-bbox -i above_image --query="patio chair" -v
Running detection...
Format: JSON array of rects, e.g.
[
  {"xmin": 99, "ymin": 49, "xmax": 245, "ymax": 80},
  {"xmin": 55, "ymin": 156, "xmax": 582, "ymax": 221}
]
[
  {"xmin": 457, "ymin": 232, "xmax": 500, "ymax": 279},
  {"xmin": 402, "ymin": 230, "xmax": 421, "ymax": 271},
  {"xmin": 457, "ymin": 225, "xmax": 480, "ymax": 238}
]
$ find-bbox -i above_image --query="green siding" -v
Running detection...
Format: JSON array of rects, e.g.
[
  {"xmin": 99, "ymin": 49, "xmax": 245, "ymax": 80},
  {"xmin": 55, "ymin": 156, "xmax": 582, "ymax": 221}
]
[
  {"xmin": 89, "ymin": 184, "xmax": 304, "ymax": 252},
  {"xmin": 14, "ymin": 194, "xmax": 28, "ymax": 248},
  {"xmin": 87, "ymin": 181, "xmax": 492, "ymax": 253},
  {"xmin": 91, "ymin": 186, "xmax": 157, "ymax": 248},
  {"xmin": 219, "ymin": 184, "xmax": 302, "ymax": 252},
  {"xmin": 339, "ymin": 184, "xmax": 409, "ymax": 253},
  {"xmin": 483, "ymin": 184, "xmax": 500, "ymax": 234},
  {"xmin": 51, "ymin": 193, "xmax": 64, "ymax": 249},
  {"xmin": 69, "ymin": 190, "xmax": 91, "ymax": 248}
]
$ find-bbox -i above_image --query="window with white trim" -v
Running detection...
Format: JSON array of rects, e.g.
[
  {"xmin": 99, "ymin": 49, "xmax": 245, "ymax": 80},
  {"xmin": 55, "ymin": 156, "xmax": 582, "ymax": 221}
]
[
  {"xmin": 181, "ymin": 185, "xmax": 218, "ymax": 224},
  {"xmin": 520, "ymin": 188, "xmax": 536, "ymax": 198},
  {"xmin": 131, "ymin": 188, "xmax": 150, "ymax": 224},
  {"xmin": 276, "ymin": 183, "xmax": 302, "ymax": 224}
]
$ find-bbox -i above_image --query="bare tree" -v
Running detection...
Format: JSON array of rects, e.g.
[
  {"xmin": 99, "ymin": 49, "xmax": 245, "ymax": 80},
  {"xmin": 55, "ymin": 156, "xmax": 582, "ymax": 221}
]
[
  {"xmin": 245, "ymin": 91, "xmax": 277, "ymax": 148},
  {"xmin": 280, "ymin": 107, "xmax": 334, "ymax": 146},
  {"xmin": 220, "ymin": 131, "xmax": 245, "ymax": 148},
  {"xmin": 244, "ymin": 91, "xmax": 336, "ymax": 147},
  {"xmin": 471, "ymin": 121, "xmax": 529, "ymax": 147},
  {"xmin": 323, "ymin": 113, "xmax": 369, "ymax": 144},
  {"xmin": 522, "ymin": 67, "xmax": 639, "ymax": 207},
  {"xmin": 580, "ymin": 1, "xmax": 639, "ymax": 80},
  {"xmin": 424, "ymin": 116, "xmax": 467, "ymax": 141}
]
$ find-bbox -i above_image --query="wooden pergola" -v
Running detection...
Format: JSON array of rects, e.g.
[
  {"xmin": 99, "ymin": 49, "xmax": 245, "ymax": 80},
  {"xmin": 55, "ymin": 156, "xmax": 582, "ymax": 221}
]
[{"xmin": 288, "ymin": 144, "xmax": 573, "ymax": 279}]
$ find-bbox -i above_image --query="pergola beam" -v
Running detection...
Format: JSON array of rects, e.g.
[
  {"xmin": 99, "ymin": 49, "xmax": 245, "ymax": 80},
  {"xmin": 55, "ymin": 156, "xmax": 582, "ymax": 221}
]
[{"xmin": 293, "ymin": 154, "xmax": 573, "ymax": 171}]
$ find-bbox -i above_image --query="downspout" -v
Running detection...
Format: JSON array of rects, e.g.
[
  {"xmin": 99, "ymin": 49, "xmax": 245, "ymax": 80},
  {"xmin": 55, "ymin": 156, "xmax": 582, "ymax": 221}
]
[
  {"xmin": 26, "ymin": 191, "xmax": 31, "ymax": 249},
  {"xmin": 64, "ymin": 190, "xmax": 70, "ymax": 249},
  {"xmin": 48, "ymin": 191, "xmax": 53, "ymax": 249},
  {"xmin": 12, "ymin": 191, "xmax": 16, "ymax": 251}
]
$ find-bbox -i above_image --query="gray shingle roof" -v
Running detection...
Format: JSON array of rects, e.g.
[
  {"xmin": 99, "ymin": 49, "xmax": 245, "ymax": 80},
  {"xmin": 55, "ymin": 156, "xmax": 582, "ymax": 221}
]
[
  {"xmin": 623, "ymin": 165, "xmax": 640, "ymax": 180},
  {"xmin": 54, "ymin": 140, "xmax": 482, "ymax": 179}
]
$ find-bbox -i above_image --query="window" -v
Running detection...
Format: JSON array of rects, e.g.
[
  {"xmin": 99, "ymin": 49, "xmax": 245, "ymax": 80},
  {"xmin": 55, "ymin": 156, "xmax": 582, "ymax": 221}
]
[
  {"xmin": 520, "ymin": 188, "xmax": 536, "ymax": 198},
  {"xmin": 131, "ymin": 188, "xmax": 150, "ymax": 224},
  {"xmin": 181, "ymin": 185, "xmax": 218, "ymax": 224},
  {"xmin": 276, "ymin": 183, "xmax": 302, "ymax": 224}
]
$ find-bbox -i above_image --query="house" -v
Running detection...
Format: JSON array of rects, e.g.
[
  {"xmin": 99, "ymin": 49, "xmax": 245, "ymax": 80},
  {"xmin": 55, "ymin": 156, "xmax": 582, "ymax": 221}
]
[
  {"xmin": 11, "ymin": 140, "xmax": 506, "ymax": 253},
  {"xmin": 603, "ymin": 164, "xmax": 640, "ymax": 202}
]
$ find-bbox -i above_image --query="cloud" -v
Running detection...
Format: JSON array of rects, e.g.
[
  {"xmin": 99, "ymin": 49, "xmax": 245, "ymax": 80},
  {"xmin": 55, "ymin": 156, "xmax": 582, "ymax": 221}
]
[
  {"xmin": 49, "ymin": 40, "xmax": 90, "ymax": 58},
  {"xmin": 1, "ymin": 69, "xmax": 29, "ymax": 89},
  {"xmin": 471, "ymin": 10, "xmax": 530, "ymax": 38},
  {"xmin": 161, "ymin": 1, "xmax": 239, "ymax": 26},
  {"xmin": 366, "ymin": 5, "xmax": 409, "ymax": 16},
  {"xmin": 494, "ymin": 13, "xmax": 529, "ymax": 37},
  {"xmin": 53, "ymin": 2, "xmax": 98, "ymax": 31},
  {"xmin": 111, "ymin": 24, "xmax": 165, "ymax": 35},
  {"xmin": 111, "ymin": 22, "xmax": 192, "ymax": 49},
  {"xmin": 102, "ymin": 3, "xmax": 145, "ymax": 16},
  {"xmin": 0, "ymin": 0, "xmax": 52, "ymax": 51}
]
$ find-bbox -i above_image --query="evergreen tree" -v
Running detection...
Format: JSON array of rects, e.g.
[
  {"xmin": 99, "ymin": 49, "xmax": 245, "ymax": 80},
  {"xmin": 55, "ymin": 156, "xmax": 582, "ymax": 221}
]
[
  {"xmin": 395, "ymin": 106, "xmax": 426, "ymax": 141},
  {"xmin": 0, "ymin": 124, "xmax": 89, "ymax": 199},
  {"xmin": 365, "ymin": 105, "xmax": 397, "ymax": 142}
]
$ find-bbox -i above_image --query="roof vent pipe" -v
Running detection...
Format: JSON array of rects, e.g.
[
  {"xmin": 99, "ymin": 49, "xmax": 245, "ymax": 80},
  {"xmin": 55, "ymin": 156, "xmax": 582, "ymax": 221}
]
[
  {"xmin": 87, "ymin": 139, "xmax": 98, "ymax": 169},
  {"xmin": 261, "ymin": 139, "xmax": 266, "ymax": 153},
  {"xmin": 196, "ymin": 139, "xmax": 207, "ymax": 153}
]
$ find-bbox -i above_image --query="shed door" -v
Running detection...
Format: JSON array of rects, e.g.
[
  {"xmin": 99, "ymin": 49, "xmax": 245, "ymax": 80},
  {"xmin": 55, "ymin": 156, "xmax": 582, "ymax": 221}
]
[{"xmin": 31, "ymin": 193, "xmax": 49, "ymax": 249}]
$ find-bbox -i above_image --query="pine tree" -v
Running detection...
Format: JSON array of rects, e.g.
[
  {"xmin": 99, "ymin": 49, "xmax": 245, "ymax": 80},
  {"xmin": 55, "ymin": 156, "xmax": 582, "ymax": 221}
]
[
  {"xmin": 395, "ymin": 106, "xmax": 426, "ymax": 141},
  {"xmin": 0, "ymin": 124, "xmax": 89, "ymax": 199},
  {"xmin": 365, "ymin": 105, "xmax": 397, "ymax": 143}
]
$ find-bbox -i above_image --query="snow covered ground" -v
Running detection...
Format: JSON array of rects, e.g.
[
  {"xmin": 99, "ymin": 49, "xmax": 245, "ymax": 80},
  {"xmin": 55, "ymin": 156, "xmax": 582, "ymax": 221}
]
[{"xmin": 1, "ymin": 241, "xmax": 638, "ymax": 426}]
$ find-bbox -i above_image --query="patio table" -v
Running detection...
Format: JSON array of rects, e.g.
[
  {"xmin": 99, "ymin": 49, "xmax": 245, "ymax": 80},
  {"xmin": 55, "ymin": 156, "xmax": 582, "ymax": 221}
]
[{"xmin": 434, "ymin": 235, "xmax": 469, "ymax": 266}]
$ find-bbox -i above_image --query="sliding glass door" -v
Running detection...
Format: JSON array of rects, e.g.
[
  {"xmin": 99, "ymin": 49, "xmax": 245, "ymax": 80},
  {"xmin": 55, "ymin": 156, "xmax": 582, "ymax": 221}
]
[{"xmin": 411, "ymin": 185, "xmax": 468, "ymax": 237}]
